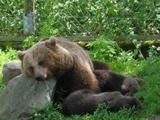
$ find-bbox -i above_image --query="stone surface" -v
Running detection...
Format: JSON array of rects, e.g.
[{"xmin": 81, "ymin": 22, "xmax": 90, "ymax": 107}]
[
  {"xmin": 2, "ymin": 61, "xmax": 21, "ymax": 85},
  {"xmin": 151, "ymin": 115, "xmax": 160, "ymax": 120},
  {"xmin": 0, "ymin": 74, "xmax": 57, "ymax": 120}
]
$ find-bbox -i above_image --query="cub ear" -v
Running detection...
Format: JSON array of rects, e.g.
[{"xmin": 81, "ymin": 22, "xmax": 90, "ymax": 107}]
[
  {"xmin": 45, "ymin": 37, "xmax": 57, "ymax": 50},
  {"xmin": 17, "ymin": 51, "xmax": 26, "ymax": 60}
]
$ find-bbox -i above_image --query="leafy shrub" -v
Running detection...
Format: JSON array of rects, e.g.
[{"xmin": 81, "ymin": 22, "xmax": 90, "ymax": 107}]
[
  {"xmin": 87, "ymin": 36, "xmax": 120, "ymax": 61},
  {"xmin": 0, "ymin": 0, "xmax": 159, "ymax": 36},
  {"xmin": 148, "ymin": 45, "xmax": 160, "ymax": 58},
  {"xmin": 38, "ymin": 0, "xmax": 159, "ymax": 36},
  {"xmin": 0, "ymin": 0, "xmax": 23, "ymax": 36},
  {"xmin": 0, "ymin": 47, "xmax": 17, "ymax": 69},
  {"xmin": 22, "ymin": 36, "xmax": 36, "ymax": 50}
]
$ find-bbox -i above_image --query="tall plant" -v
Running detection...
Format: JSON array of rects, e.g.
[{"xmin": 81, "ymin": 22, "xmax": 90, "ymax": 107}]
[
  {"xmin": 0, "ymin": 0, "xmax": 159, "ymax": 36},
  {"xmin": 87, "ymin": 36, "xmax": 120, "ymax": 61}
]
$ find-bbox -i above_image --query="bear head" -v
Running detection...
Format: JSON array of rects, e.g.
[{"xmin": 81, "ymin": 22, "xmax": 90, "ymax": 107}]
[{"xmin": 17, "ymin": 37, "xmax": 73, "ymax": 81}]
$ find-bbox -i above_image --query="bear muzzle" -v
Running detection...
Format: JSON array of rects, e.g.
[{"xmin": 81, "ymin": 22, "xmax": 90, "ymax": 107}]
[
  {"xmin": 34, "ymin": 67, "xmax": 48, "ymax": 81},
  {"xmin": 35, "ymin": 77, "xmax": 43, "ymax": 81},
  {"xmin": 35, "ymin": 74, "xmax": 47, "ymax": 81}
]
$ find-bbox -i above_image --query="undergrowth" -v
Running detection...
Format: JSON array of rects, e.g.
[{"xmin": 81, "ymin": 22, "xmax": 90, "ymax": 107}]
[{"xmin": 0, "ymin": 37, "xmax": 160, "ymax": 120}]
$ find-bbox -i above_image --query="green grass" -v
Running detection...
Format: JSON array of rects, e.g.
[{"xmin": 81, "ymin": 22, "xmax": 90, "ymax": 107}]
[{"xmin": 0, "ymin": 48, "xmax": 160, "ymax": 120}]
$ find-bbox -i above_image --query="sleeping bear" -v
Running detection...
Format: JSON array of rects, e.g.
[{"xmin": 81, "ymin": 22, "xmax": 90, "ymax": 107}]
[
  {"xmin": 62, "ymin": 89, "xmax": 142, "ymax": 115},
  {"xmin": 94, "ymin": 70, "xmax": 142, "ymax": 95},
  {"xmin": 17, "ymin": 37, "xmax": 99, "ymax": 99}
]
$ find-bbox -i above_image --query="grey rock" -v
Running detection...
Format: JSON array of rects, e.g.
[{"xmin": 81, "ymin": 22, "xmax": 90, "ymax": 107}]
[
  {"xmin": 0, "ymin": 74, "xmax": 57, "ymax": 120},
  {"xmin": 151, "ymin": 115, "xmax": 160, "ymax": 120},
  {"xmin": 2, "ymin": 61, "xmax": 22, "ymax": 85}
]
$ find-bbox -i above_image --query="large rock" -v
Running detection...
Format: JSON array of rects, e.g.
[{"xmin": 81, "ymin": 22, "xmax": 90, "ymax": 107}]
[
  {"xmin": 0, "ymin": 74, "xmax": 57, "ymax": 120},
  {"xmin": 2, "ymin": 61, "xmax": 22, "ymax": 85}
]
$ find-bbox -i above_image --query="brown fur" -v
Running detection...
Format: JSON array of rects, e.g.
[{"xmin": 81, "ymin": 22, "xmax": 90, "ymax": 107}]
[
  {"xmin": 92, "ymin": 60, "xmax": 110, "ymax": 70},
  {"xmin": 94, "ymin": 70, "xmax": 142, "ymax": 95},
  {"xmin": 62, "ymin": 89, "xmax": 142, "ymax": 115},
  {"xmin": 17, "ymin": 37, "xmax": 99, "ymax": 97}
]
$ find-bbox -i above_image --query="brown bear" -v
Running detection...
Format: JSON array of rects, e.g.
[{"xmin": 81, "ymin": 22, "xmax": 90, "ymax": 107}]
[
  {"xmin": 17, "ymin": 37, "xmax": 99, "ymax": 97},
  {"xmin": 54, "ymin": 60, "xmax": 110, "ymax": 102},
  {"xmin": 92, "ymin": 60, "xmax": 110, "ymax": 70},
  {"xmin": 62, "ymin": 89, "xmax": 142, "ymax": 115},
  {"xmin": 93, "ymin": 70, "xmax": 142, "ymax": 95}
]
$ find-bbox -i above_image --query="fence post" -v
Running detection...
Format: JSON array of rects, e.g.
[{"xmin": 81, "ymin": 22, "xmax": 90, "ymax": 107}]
[{"xmin": 23, "ymin": 0, "xmax": 35, "ymax": 35}]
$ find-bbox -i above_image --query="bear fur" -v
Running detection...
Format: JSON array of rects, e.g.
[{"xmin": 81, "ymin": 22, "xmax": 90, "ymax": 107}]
[
  {"xmin": 17, "ymin": 37, "xmax": 99, "ymax": 96},
  {"xmin": 62, "ymin": 89, "xmax": 142, "ymax": 115},
  {"xmin": 92, "ymin": 60, "xmax": 110, "ymax": 70},
  {"xmin": 93, "ymin": 70, "xmax": 142, "ymax": 95}
]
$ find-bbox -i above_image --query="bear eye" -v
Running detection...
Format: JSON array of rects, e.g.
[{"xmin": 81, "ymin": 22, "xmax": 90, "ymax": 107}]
[{"xmin": 39, "ymin": 61, "xmax": 45, "ymax": 66}]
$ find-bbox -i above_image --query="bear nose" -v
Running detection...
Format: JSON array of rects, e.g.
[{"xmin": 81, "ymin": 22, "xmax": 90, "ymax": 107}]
[{"xmin": 35, "ymin": 77, "xmax": 43, "ymax": 81}]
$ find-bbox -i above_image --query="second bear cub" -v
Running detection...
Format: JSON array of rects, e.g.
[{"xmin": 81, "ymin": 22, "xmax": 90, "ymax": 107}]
[
  {"xmin": 62, "ymin": 89, "xmax": 142, "ymax": 115},
  {"xmin": 94, "ymin": 70, "xmax": 142, "ymax": 95}
]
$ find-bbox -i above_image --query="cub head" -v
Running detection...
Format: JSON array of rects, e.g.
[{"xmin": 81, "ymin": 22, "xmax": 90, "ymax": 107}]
[{"xmin": 121, "ymin": 78, "xmax": 140, "ymax": 95}]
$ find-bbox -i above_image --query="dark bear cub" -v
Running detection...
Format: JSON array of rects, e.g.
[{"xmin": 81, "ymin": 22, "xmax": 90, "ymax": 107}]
[
  {"xmin": 92, "ymin": 60, "xmax": 110, "ymax": 70},
  {"xmin": 62, "ymin": 89, "xmax": 142, "ymax": 115},
  {"xmin": 94, "ymin": 70, "xmax": 142, "ymax": 95}
]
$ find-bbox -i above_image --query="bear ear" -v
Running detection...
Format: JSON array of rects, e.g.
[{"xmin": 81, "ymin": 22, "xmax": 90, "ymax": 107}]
[
  {"xmin": 17, "ymin": 51, "xmax": 26, "ymax": 60},
  {"xmin": 45, "ymin": 37, "xmax": 57, "ymax": 50}
]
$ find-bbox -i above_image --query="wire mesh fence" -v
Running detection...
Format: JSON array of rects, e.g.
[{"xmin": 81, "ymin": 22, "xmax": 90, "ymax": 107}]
[{"xmin": 0, "ymin": 0, "xmax": 160, "ymax": 37}]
